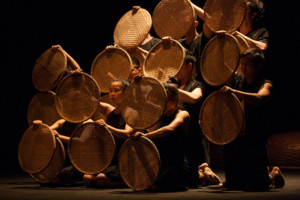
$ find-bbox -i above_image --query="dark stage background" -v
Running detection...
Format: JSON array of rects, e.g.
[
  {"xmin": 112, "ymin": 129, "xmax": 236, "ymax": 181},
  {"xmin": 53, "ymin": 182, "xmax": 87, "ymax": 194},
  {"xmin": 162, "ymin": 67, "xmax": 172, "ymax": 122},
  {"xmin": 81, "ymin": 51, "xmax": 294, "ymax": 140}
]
[{"xmin": 1, "ymin": 0, "xmax": 299, "ymax": 176}]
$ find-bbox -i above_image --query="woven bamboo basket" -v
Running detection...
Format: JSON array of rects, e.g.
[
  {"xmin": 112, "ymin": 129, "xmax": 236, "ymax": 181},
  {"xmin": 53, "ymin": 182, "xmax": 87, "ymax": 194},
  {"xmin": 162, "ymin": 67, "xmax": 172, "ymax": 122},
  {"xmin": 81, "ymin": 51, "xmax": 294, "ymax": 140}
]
[
  {"xmin": 18, "ymin": 123, "xmax": 56, "ymax": 174},
  {"xmin": 31, "ymin": 137, "xmax": 65, "ymax": 183},
  {"xmin": 32, "ymin": 47, "xmax": 67, "ymax": 92},
  {"xmin": 27, "ymin": 91, "xmax": 61, "ymax": 126},
  {"xmin": 204, "ymin": 0, "xmax": 246, "ymax": 33},
  {"xmin": 91, "ymin": 46, "xmax": 132, "ymax": 93},
  {"xmin": 121, "ymin": 76, "xmax": 167, "ymax": 130},
  {"xmin": 199, "ymin": 90, "xmax": 244, "ymax": 145},
  {"xmin": 153, "ymin": 0, "xmax": 195, "ymax": 39},
  {"xmin": 200, "ymin": 33, "xmax": 240, "ymax": 86},
  {"xmin": 55, "ymin": 72, "xmax": 100, "ymax": 123},
  {"xmin": 119, "ymin": 136, "xmax": 160, "ymax": 191},
  {"xmin": 68, "ymin": 122, "xmax": 116, "ymax": 174},
  {"xmin": 114, "ymin": 8, "xmax": 152, "ymax": 50},
  {"xmin": 143, "ymin": 39, "xmax": 185, "ymax": 83}
]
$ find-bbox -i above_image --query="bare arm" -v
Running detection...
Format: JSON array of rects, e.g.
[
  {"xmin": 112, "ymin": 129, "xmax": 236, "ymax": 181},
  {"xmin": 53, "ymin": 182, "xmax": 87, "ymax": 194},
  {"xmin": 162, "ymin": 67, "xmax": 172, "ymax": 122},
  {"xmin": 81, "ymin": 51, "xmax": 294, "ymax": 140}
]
[
  {"xmin": 95, "ymin": 119, "xmax": 133, "ymax": 140},
  {"xmin": 52, "ymin": 45, "xmax": 82, "ymax": 72},
  {"xmin": 234, "ymin": 31, "xmax": 267, "ymax": 51},
  {"xmin": 222, "ymin": 82, "xmax": 273, "ymax": 105},
  {"xmin": 135, "ymin": 110, "xmax": 190, "ymax": 139},
  {"xmin": 178, "ymin": 87, "xmax": 203, "ymax": 104},
  {"xmin": 190, "ymin": 1, "xmax": 214, "ymax": 39}
]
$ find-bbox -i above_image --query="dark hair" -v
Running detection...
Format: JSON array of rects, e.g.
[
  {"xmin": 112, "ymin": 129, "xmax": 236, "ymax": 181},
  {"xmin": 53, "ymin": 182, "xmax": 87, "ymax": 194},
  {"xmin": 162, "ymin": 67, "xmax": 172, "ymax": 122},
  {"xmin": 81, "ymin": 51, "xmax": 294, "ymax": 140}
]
[
  {"xmin": 246, "ymin": 0, "xmax": 265, "ymax": 22},
  {"xmin": 111, "ymin": 79, "xmax": 130, "ymax": 92},
  {"xmin": 163, "ymin": 82, "xmax": 178, "ymax": 101},
  {"xmin": 131, "ymin": 57, "xmax": 141, "ymax": 69},
  {"xmin": 184, "ymin": 51, "xmax": 196, "ymax": 65},
  {"xmin": 240, "ymin": 48, "xmax": 265, "ymax": 67}
]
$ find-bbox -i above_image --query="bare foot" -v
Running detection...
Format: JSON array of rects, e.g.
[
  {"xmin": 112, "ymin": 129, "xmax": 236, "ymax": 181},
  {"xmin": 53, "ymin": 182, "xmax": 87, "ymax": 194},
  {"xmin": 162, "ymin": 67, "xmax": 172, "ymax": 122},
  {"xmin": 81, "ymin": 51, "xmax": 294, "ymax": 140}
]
[
  {"xmin": 198, "ymin": 163, "xmax": 222, "ymax": 185},
  {"xmin": 269, "ymin": 166, "xmax": 285, "ymax": 188}
]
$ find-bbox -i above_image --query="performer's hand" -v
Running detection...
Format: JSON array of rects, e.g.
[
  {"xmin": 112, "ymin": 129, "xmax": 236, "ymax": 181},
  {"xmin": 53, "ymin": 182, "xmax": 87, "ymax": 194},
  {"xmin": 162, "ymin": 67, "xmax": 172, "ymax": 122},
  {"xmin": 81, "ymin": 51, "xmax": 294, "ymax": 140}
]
[
  {"xmin": 95, "ymin": 119, "xmax": 106, "ymax": 127},
  {"xmin": 131, "ymin": 131, "xmax": 144, "ymax": 138},
  {"xmin": 52, "ymin": 44, "xmax": 63, "ymax": 50},
  {"xmin": 220, "ymin": 85, "xmax": 233, "ymax": 93},
  {"xmin": 132, "ymin": 6, "xmax": 141, "ymax": 14}
]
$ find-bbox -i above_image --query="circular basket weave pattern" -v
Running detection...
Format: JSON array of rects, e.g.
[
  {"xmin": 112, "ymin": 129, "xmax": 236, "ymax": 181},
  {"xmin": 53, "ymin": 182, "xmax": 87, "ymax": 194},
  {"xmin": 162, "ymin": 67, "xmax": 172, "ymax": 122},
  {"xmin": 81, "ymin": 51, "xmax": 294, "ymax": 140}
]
[
  {"xmin": 32, "ymin": 48, "xmax": 67, "ymax": 92},
  {"xmin": 199, "ymin": 90, "xmax": 244, "ymax": 145},
  {"xmin": 91, "ymin": 47, "xmax": 132, "ymax": 93},
  {"xmin": 121, "ymin": 77, "xmax": 167, "ymax": 130},
  {"xmin": 31, "ymin": 137, "xmax": 65, "ymax": 183},
  {"xmin": 200, "ymin": 34, "xmax": 240, "ymax": 86},
  {"xmin": 204, "ymin": 0, "xmax": 246, "ymax": 33},
  {"xmin": 267, "ymin": 131, "xmax": 300, "ymax": 167},
  {"xmin": 143, "ymin": 39, "xmax": 185, "ymax": 83},
  {"xmin": 55, "ymin": 72, "xmax": 100, "ymax": 123},
  {"xmin": 18, "ymin": 123, "xmax": 56, "ymax": 174},
  {"xmin": 153, "ymin": 0, "xmax": 194, "ymax": 39},
  {"xmin": 114, "ymin": 8, "xmax": 152, "ymax": 50},
  {"xmin": 119, "ymin": 136, "xmax": 160, "ymax": 191},
  {"xmin": 27, "ymin": 91, "xmax": 61, "ymax": 126},
  {"xmin": 68, "ymin": 122, "xmax": 116, "ymax": 174}
]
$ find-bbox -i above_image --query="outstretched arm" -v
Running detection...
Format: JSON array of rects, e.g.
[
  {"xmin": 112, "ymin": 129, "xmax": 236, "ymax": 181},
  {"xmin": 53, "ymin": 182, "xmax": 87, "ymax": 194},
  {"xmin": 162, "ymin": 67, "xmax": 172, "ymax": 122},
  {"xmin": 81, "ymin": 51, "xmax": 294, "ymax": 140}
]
[
  {"xmin": 52, "ymin": 45, "xmax": 82, "ymax": 72},
  {"xmin": 221, "ymin": 83, "xmax": 273, "ymax": 105}
]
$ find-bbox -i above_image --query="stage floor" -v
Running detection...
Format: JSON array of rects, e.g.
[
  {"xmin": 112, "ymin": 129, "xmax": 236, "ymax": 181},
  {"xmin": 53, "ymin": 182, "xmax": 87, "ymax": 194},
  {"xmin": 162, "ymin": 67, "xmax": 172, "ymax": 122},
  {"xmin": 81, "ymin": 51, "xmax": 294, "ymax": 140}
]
[{"xmin": 1, "ymin": 169, "xmax": 299, "ymax": 200}]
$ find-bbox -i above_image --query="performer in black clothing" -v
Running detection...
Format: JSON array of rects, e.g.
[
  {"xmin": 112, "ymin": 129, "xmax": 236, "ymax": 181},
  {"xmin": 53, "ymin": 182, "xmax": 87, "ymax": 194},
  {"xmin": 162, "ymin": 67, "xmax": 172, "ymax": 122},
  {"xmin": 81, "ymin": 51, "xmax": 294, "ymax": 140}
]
[
  {"xmin": 132, "ymin": 83, "xmax": 190, "ymax": 191},
  {"xmin": 221, "ymin": 48, "xmax": 284, "ymax": 191},
  {"xmin": 233, "ymin": 0, "xmax": 269, "ymax": 51},
  {"xmin": 168, "ymin": 52, "xmax": 221, "ymax": 187},
  {"xmin": 82, "ymin": 79, "xmax": 135, "ymax": 188}
]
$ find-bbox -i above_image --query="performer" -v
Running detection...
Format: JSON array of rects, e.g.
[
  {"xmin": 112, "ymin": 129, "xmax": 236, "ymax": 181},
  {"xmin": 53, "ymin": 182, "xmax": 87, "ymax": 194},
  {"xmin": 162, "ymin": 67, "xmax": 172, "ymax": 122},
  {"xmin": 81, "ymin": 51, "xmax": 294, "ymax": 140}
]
[
  {"xmin": 221, "ymin": 48, "xmax": 284, "ymax": 191},
  {"xmin": 233, "ymin": 0, "xmax": 269, "ymax": 51},
  {"xmin": 132, "ymin": 83, "xmax": 190, "ymax": 191},
  {"xmin": 83, "ymin": 78, "xmax": 134, "ymax": 188}
]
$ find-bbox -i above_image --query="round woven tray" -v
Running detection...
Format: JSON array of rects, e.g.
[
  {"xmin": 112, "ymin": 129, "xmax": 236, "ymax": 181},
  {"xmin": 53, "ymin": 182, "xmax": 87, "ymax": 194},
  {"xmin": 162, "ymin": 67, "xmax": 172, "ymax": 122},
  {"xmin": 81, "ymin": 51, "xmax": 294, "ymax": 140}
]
[
  {"xmin": 32, "ymin": 47, "xmax": 67, "ymax": 92},
  {"xmin": 153, "ymin": 0, "xmax": 195, "ymax": 39},
  {"xmin": 199, "ymin": 90, "xmax": 244, "ymax": 145},
  {"xmin": 143, "ymin": 39, "xmax": 185, "ymax": 83},
  {"xmin": 27, "ymin": 91, "xmax": 61, "ymax": 126},
  {"xmin": 267, "ymin": 131, "xmax": 300, "ymax": 167},
  {"xmin": 234, "ymin": 34, "xmax": 250, "ymax": 74},
  {"xmin": 121, "ymin": 76, "xmax": 167, "ymax": 130},
  {"xmin": 204, "ymin": 0, "xmax": 246, "ymax": 33},
  {"xmin": 114, "ymin": 8, "xmax": 152, "ymax": 50},
  {"xmin": 55, "ymin": 72, "xmax": 100, "ymax": 123},
  {"xmin": 119, "ymin": 136, "xmax": 160, "ymax": 191},
  {"xmin": 200, "ymin": 33, "xmax": 240, "ymax": 86},
  {"xmin": 18, "ymin": 123, "xmax": 56, "ymax": 174},
  {"xmin": 31, "ymin": 137, "xmax": 65, "ymax": 183},
  {"xmin": 68, "ymin": 122, "xmax": 116, "ymax": 174},
  {"xmin": 91, "ymin": 46, "xmax": 132, "ymax": 93}
]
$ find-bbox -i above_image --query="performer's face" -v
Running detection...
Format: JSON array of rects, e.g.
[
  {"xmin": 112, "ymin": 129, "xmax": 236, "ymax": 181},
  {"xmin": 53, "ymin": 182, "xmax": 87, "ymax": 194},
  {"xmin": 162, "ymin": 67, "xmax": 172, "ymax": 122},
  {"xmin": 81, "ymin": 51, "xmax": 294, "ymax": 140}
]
[
  {"xmin": 240, "ymin": 55, "xmax": 260, "ymax": 79},
  {"xmin": 109, "ymin": 81, "xmax": 124, "ymax": 105}
]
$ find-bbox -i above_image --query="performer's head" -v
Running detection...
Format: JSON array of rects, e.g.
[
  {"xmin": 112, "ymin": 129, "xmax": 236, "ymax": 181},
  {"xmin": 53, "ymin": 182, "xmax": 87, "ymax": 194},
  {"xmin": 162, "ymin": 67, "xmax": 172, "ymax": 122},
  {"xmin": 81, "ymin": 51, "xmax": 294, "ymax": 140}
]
[
  {"xmin": 240, "ymin": 48, "xmax": 265, "ymax": 80},
  {"xmin": 109, "ymin": 79, "xmax": 129, "ymax": 106},
  {"xmin": 245, "ymin": 0, "xmax": 264, "ymax": 24},
  {"xmin": 163, "ymin": 82, "xmax": 179, "ymax": 115},
  {"xmin": 177, "ymin": 51, "xmax": 196, "ymax": 81}
]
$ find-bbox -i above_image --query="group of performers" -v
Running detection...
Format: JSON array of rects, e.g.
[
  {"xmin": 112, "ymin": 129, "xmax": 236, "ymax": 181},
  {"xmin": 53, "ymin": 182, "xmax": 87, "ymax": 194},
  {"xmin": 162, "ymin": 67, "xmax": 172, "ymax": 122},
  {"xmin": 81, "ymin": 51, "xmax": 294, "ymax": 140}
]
[{"xmin": 26, "ymin": 0, "xmax": 285, "ymax": 192}]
